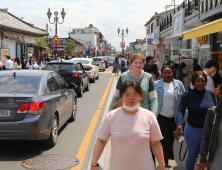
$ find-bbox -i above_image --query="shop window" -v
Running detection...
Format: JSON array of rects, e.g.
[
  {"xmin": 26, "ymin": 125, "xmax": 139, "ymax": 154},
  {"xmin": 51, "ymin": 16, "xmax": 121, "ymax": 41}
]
[
  {"xmin": 151, "ymin": 23, "xmax": 153, "ymax": 34},
  {"xmin": 217, "ymin": 44, "xmax": 222, "ymax": 51}
]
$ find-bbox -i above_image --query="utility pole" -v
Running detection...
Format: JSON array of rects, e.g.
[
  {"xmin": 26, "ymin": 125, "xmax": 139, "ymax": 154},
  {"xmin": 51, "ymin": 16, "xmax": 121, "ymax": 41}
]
[{"xmin": 117, "ymin": 27, "xmax": 129, "ymax": 54}]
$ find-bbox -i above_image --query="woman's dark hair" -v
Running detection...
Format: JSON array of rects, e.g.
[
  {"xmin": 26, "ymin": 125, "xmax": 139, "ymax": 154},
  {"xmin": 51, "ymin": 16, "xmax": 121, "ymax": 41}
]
[
  {"xmin": 115, "ymin": 57, "xmax": 118, "ymax": 61},
  {"xmin": 161, "ymin": 65, "xmax": 173, "ymax": 73},
  {"xmin": 6, "ymin": 55, "xmax": 10, "ymax": 59},
  {"xmin": 15, "ymin": 57, "xmax": 20, "ymax": 66},
  {"xmin": 150, "ymin": 64, "xmax": 159, "ymax": 78},
  {"xmin": 119, "ymin": 80, "xmax": 143, "ymax": 98},
  {"xmin": 29, "ymin": 57, "xmax": 33, "ymax": 65},
  {"xmin": 174, "ymin": 63, "xmax": 179, "ymax": 69},
  {"xmin": 177, "ymin": 62, "xmax": 186, "ymax": 71},
  {"xmin": 191, "ymin": 71, "xmax": 208, "ymax": 86}
]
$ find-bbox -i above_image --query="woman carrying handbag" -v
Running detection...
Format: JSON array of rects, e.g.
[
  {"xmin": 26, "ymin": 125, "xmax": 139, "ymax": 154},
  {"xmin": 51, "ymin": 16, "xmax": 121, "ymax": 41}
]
[{"xmin": 198, "ymin": 86, "xmax": 222, "ymax": 170}]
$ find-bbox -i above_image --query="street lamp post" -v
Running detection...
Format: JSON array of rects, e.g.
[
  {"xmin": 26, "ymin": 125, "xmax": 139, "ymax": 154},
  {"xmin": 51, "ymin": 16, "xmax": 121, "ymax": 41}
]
[
  {"xmin": 47, "ymin": 8, "xmax": 66, "ymax": 57},
  {"xmin": 117, "ymin": 27, "xmax": 129, "ymax": 54}
]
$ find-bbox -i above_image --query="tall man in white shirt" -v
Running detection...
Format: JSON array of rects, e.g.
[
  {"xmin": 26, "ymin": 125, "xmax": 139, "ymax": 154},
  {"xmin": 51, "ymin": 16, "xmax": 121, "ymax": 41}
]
[
  {"xmin": 203, "ymin": 59, "xmax": 219, "ymax": 93},
  {"xmin": 119, "ymin": 55, "xmax": 127, "ymax": 74},
  {"xmin": 5, "ymin": 55, "xmax": 13, "ymax": 70}
]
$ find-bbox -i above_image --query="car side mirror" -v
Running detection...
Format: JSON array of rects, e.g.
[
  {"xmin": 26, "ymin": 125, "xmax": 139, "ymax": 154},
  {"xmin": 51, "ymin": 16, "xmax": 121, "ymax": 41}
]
[{"xmin": 67, "ymin": 82, "xmax": 77, "ymax": 89}]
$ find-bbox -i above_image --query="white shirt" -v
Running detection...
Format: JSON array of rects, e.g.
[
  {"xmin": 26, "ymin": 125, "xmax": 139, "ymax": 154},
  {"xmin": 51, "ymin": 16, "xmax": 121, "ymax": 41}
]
[
  {"xmin": 28, "ymin": 53, "xmax": 32, "ymax": 61},
  {"xmin": 40, "ymin": 61, "xmax": 47, "ymax": 69},
  {"xmin": 26, "ymin": 62, "xmax": 39, "ymax": 70},
  {"xmin": 160, "ymin": 82, "xmax": 176, "ymax": 118},
  {"xmin": 5, "ymin": 60, "xmax": 13, "ymax": 70},
  {"xmin": 119, "ymin": 59, "xmax": 127, "ymax": 68},
  {"xmin": 13, "ymin": 62, "xmax": 21, "ymax": 70}
]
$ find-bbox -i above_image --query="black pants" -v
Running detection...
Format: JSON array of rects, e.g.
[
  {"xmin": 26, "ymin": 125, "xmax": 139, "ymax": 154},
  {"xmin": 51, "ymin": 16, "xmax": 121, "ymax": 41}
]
[
  {"xmin": 121, "ymin": 67, "xmax": 126, "ymax": 74},
  {"xmin": 157, "ymin": 114, "xmax": 176, "ymax": 166}
]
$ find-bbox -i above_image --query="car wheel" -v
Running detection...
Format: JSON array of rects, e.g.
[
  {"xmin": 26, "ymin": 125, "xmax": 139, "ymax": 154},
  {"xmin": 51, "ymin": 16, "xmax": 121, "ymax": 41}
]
[
  {"xmin": 44, "ymin": 115, "xmax": 58, "ymax": 147},
  {"xmin": 69, "ymin": 99, "xmax": 77, "ymax": 122},
  {"xmin": 77, "ymin": 84, "xmax": 83, "ymax": 97},
  {"xmin": 91, "ymin": 76, "xmax": 95, "ymax": 83},
  {"xmin": 103, "ymin": 68, "xmax": 106, "ymax": 72},
  {"xmin": 85, "ymin": 80, "xmax": 90, "ymax": 91}
]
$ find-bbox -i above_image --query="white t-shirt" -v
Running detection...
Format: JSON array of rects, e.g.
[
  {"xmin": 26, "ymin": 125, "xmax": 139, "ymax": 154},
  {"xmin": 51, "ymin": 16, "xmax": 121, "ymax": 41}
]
[
  {"xmin": 5, "ymin": 60, "xmax": 13, "ymax": 70},
  {"xmin": 159, "ymin": 82, "xmax": 176, "ymax": 118},
  {"xmin": 26, "ymin": 62, "xmax": 39, "ymax": 70}
]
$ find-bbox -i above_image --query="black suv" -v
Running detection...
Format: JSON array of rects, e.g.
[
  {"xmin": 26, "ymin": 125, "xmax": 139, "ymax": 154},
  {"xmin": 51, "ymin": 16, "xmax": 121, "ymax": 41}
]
[{"xmin": 45, "ymin": 60, "xmax": 90, "ymax": 97}]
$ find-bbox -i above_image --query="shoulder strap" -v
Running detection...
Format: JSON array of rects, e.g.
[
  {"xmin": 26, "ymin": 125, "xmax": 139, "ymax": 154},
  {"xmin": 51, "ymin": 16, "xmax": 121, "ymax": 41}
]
[{"xmin": 139, "ymin": 72, "xmax": 145, "ymax": 85}]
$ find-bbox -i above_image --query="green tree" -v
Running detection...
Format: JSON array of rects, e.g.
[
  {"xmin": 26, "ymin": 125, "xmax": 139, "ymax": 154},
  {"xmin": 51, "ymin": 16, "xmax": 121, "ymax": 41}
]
[
  {"xmin": 64, "ymin": 40, "xmax": 76, "ymax": 56},
  {"xmin": 35, "ymin": 37, "xmax": 46, "ymax": 46}
]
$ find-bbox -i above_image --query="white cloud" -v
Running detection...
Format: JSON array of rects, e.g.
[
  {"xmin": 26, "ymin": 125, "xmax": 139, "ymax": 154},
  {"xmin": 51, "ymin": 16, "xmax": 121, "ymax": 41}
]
[{"xmin": 2, "ymin": 0, "xmax": 172, "ymax": 51}]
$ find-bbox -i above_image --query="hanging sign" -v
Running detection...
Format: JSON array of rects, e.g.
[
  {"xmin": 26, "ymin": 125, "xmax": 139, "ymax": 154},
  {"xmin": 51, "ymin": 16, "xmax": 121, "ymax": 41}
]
[
  {"xmin": 51, "ymin": 34, "xmax": 61, "ymax": 44},
  {"xmin": 1, "ymin": 49, "xmax": 10, "ymax": 65},
  {"xmin": 196, "ymin": 35, "xmax": 208, "ymax": 44}
]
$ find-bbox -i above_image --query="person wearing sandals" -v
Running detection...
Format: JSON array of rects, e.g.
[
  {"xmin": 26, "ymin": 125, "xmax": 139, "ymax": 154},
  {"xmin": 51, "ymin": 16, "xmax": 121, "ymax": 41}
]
[
  {"xmin": 91, "ymin": 81, "xmax": 165, "ymax": 170},
  {"xmin": 108, "ymin": 53, "xmax": 158, "ymax": 115},
  {"xmin": 174, "ymin": 71, "xmax": 216, "ymax": 170},
  {"xmin": 155, "ymin": 65, "xmax": 185, "ymax": 170},
  {"xmin": 198, "ymin": 86, "xmax": 222, "ymax": 170}
]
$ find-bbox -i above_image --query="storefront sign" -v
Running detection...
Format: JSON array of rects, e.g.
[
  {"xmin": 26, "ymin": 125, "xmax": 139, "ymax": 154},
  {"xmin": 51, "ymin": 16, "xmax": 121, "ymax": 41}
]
[
  {"xmin": 172, "ymin": 43, "xmax": 179, "ymax": 50},
  {"xmin": 147, "ymin": 38, "xmax": 153, "ymax": 45},
  {"xmin": 196, "ymin": 35, "xmax": 209, "ymax": 44},
  {"xmin": 1, "ymin": 49, "xmax": 10, "ymax": 65}
]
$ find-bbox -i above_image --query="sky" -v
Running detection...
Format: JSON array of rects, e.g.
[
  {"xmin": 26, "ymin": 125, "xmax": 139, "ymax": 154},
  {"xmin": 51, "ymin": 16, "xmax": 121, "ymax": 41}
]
[{"xmin": 1, "ymin": 0, "xmax": 173, "ymax": 51}]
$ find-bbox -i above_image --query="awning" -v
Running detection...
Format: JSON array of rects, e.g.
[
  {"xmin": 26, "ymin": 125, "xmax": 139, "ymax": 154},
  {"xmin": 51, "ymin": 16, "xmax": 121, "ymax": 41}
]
[
  {"xmin": 163, "ymin": 32, "xmax": 183, "ymax": 44},
  {"xmin": 183, "ymin": 18, "xmax": 222, "ymax": 40}
]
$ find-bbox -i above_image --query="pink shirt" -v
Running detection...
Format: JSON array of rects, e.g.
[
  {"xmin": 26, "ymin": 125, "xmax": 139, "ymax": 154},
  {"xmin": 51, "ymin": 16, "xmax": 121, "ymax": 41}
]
[{"xmin": 96, "ymin": 107, "xmax": 163, "ymax": 170}]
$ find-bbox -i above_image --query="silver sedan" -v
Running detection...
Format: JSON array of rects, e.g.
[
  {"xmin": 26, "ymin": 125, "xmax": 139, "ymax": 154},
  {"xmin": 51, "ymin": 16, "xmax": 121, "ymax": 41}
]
[{"xmin": 71, "ymin": 58, "xmax": 100, "ymax": 83}]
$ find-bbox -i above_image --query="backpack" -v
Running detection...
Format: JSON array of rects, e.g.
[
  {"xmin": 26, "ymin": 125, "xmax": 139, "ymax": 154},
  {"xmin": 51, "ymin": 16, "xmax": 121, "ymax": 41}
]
[{"xmin": 121, "ymin": 59, "xmax": 125, "ymax": 67}]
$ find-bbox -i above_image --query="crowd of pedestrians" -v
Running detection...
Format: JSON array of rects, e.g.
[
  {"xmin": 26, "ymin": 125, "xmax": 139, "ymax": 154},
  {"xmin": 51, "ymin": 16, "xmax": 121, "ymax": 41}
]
[{"xmin": 91, "ymin": 52, "xmax": 222, "ymax": 170}]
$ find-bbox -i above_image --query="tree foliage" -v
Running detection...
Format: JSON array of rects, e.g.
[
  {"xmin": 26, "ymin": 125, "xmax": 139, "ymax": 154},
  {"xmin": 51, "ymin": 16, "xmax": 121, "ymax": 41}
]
[
  {"xmin": 64, "ymin": 40, "xmax": 76, "ymax": 56},
  {"xmin": 35, "ymin": 37, "xmax": 46, "ymax": 46}
]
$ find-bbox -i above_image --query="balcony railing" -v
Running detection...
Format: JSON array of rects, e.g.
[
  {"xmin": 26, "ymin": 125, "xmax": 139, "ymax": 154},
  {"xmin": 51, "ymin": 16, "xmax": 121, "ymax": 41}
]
[{"xmin": 160, "ymin": 0, "xmax": 199, "ymax": 33}]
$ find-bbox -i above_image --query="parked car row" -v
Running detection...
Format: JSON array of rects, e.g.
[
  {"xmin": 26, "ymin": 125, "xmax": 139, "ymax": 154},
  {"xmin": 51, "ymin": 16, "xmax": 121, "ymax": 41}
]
[{"xmin": 0, "ymin": 58, "xmax": 102, "ymax": 147}]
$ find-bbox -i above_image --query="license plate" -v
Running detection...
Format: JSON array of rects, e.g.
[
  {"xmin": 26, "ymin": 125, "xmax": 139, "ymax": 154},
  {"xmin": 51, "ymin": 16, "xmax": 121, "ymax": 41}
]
[{"xmin": 0, "ymin": 110, "xmax": 11, "ymax": 117}]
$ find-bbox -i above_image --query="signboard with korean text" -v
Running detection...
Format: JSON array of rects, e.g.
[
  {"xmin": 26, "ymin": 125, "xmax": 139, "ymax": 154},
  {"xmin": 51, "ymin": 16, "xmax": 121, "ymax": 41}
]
[
  {"xmin": 147, "ymin": 38, "xmax": 153, "ymax": 45},
  {"xmin": 1, "ymin": 49, "xmax": 10, "ymax": 65},
  {"xmin": 196, "ymin": 35, "xmax": 209, "ymax": 44}
]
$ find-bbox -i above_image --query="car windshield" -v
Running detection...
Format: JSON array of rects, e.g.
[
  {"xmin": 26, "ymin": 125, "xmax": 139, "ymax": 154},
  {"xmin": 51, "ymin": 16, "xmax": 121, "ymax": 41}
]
[
  {"xmin": 107, "ymin": 57, "xmax": 113, "ymax": 59},
  {"xmin": 0, "ymin": 76, "xmax": 40, "ymax": 94},
  {"xmin": 103, "ymin": 57, "xmax": 107, "ymax": 60},
  {"xmin": 93, "ymin": 58, "xmax": 102, "ymax": 61},
  {"xmin": 45, "ymin": 63, "xmax": 76, "ymax": 72},
  {"xmin": 75, "ymin": 60, "xmax": 90, "ymax": 64}
]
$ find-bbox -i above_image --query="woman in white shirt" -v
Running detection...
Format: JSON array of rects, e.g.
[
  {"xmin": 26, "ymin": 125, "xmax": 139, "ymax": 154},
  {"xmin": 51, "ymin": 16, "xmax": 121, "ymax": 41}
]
[
  {"xmin": 26, "ymin": 57, "xmax": 39, "ymax": 70},
  {"xmin": 40, "ymin": 58, "xmax": 47, "ymax": 70},
  {"xmin": 154, "ymin": 65, "xmax": 185, "ymax": 169},
  {"xmin": 13, "ymin": 57, "xmax": 22, "ymax": 70}
]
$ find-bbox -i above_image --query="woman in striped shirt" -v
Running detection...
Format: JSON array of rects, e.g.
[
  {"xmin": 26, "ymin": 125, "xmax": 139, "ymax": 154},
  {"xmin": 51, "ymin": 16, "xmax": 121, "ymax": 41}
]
[{"xmin": 91, "ymin": 80, "xmax": 165, "ymax": 170}]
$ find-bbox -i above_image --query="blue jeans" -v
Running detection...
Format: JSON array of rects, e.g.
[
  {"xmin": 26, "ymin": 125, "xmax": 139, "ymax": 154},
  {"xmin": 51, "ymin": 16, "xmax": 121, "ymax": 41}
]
[{"xmin": 184, "ymin": 123, "xmax": 203, "ymax": 170}]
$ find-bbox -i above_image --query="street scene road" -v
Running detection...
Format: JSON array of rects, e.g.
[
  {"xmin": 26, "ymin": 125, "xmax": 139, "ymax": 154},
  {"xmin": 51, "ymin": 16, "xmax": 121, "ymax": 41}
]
[
  {"xmin": 1, "ymin": 0, "xmax": 222, "ymax": 170},
  {"xmin": 0, "ymin": 67, "xmax": 196, "ymax": 170}
]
